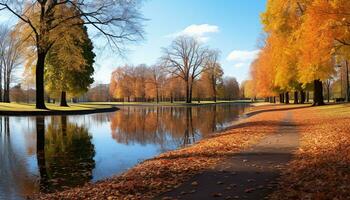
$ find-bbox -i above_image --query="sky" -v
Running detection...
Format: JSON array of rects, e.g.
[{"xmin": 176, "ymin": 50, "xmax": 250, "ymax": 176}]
[{"xmin": 0, "ymin": 0, "xmax": 267, "ymax": 85}]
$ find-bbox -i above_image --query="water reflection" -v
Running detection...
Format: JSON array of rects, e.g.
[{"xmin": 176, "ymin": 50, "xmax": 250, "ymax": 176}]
[
  {"xmin": 37, "ymin": 116, "xmax": 95, "ymax": 192},
  {"xmin": 0, "ymin": 103, "xmax": 248, "ymax": 199},
  {"xmin": 110, "ymin": 105, "xmax": 245, "ymax": 149}
]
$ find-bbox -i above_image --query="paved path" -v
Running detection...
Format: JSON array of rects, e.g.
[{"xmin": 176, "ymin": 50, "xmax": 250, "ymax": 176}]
[{"xmin": 158, "ymin": 112, "xmax": 299, "ymax": 200}]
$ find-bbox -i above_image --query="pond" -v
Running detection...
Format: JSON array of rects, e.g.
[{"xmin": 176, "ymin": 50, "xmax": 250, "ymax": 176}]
[{"xmin": 0, "ymin": 103, "xmax": 249, "ymax": 199}]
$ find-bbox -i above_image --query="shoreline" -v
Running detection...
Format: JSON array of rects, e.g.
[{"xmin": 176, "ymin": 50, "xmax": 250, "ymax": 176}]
[{"xmin": 0, "ymin": 103, "xmax": 119, "ymax": 116}]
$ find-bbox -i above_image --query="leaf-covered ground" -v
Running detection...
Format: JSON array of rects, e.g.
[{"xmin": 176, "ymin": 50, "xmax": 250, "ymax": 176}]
[
  {"xmin": 34, "ymin": 104, "xmax": 287, "ymax": 200},
  {"xmin": 270, "ymin": 104, "xmax": 350, "ymax": 199}
]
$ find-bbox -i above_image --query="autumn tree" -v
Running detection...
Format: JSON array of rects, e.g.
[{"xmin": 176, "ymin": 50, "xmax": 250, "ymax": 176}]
[
  {"xmin": 221, "ymin": 77, "xmax": 240, "ymax": 100},
  {"xmin": 162, "ymin": 36, "xmax": 209, "ymax": 103},
  {"xmin": 147, "ymin": 65, "xmax": 166, "ymax": 103},
  {"xmin": 201, "ymin": 50, "xmax": 223, "ymax": 102},
  {"xmin": 0, "ymin": 0, "xmax": 144, "ymax": 109},
  {"xmin": 44, "ymin": 20, "xmax": 95, "ymax": 106}
]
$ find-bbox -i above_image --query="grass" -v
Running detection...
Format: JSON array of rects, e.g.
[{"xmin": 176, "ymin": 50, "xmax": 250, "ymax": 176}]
[{"xmin": 0, "ymin": 102, "xmax": 113, "ymax": 112}]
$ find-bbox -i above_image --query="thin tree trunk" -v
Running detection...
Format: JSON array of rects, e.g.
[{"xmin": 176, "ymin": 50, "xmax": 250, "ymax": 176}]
[
  {"xmin": 60, "ymin": 91, "xmax": 69, "ymax": 107},
  {"xmin": 285, "ymin": 92, "xmax": 290, "ymax": 104},
  {"xmin": 0, "ymin": 64, "xmax": 2, "ymax": 102},
  {"xmin": 294, "ymin": 91, "xmax": 299, "ymax": 104},
  {"xmin": 280, "ymin": 93, "xmax": 284, "ymax": 103},
  {"xmin": 313, "ymin": 79, "xmax": 325, "ymax": 106},
  {"xmin": 327, "ymin": 86, "xmax": 330, "ymax": 103},
  {"xmin": 186, "ymin": 80, "xmax": 190, "ymax": 103},
  {"xmin": 36, "ymin": 52, "xmax": 47, "ymax": 109},
  {"xmin": 300, "ymin": 90, "xmax": 306, "ymax": 104},
  {"xmin": 212, "ymin": 77, "xmax": 217, "ymax": 102},
  {"xmin": 346, "ymin": 60, "xmax": 349, "ymax": 102}
]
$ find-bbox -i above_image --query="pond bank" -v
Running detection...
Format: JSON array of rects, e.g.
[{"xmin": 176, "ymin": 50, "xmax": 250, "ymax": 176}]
[{"xmin": 0, "ymin": 103, "xmax": 118, "ymax": 116}]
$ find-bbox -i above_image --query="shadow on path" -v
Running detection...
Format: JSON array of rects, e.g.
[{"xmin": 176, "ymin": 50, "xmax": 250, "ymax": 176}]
[{"xmin": 157, "ymin": 112, "xmax": 299, "ymax": 200}]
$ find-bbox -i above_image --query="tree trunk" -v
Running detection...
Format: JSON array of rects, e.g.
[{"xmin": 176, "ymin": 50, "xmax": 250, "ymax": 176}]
[
  {"xmin": 306, "ymin": 91, "xmax": 310, "ymax": 102},
  {"xmin": 186, "ymin": 80, "xmax": 190, "ymax": 103},
  {"xmin": 36, "ymin": 52, "xmax": 47, "ymax": 109},
  {"xmin": 300, "ymin": 90, "xmax": 306, "ymax": 104},
  {"xmin": 294, "ymin": 91, "xmax": 299, "ymax": 104},
  {"xmin": 285, "ymin": 92, "xmax": 290, "ymax": 104},
  {"xmin": 273, "ymin": 96, "xmax": 276, "ymax": 103},
  {"xmin": 0, "ymin": 65, "xmax": 2, "ymax": 102},
  {"xmin": 60, "ymin": 91, "xmax": 69, "ymax": 107},
  {"xmin": 212, "ymin": 81, "xmax": 217, "ymax": 102},
  {"xmin": 47, "ymin": 96, "xmax": 51, "ymax": 103},
  {"xmin": 3, "ymin": 71, "xmax": 10, "ymax": 103},
  {"xmin": 346, "ymin": 60, "xmax": 349, "ymax": 102},
  {"xmin": 313, "ymin": 79, "xmax": 325, "ymax": 106},
  {"xmin": 327, "ymin": 86, "xmax": 330, "ymax": 103},
  {"xmin": 280, "ymin": 93, "xmax": 284, "ymax": 103},
  {"xmin": 189, "ymin": 86, "xmax": 193, "ymax": 103}
]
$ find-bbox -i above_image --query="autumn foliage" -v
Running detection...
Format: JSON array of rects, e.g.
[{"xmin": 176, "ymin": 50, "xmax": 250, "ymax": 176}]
[{"xmin": 248, "ymin": 0, "xmax": 350, "ymax": 105}]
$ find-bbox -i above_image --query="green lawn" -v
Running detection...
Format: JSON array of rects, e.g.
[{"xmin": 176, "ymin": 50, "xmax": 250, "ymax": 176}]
[{"xmin": 0, "ymin": 102, "xmax": 113, "ymax": 112}]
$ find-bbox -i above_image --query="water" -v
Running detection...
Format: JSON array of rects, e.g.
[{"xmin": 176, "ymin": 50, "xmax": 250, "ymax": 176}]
[{"xmin": 0, "ymin": 103, "xmax": 249, "ymax": 199}]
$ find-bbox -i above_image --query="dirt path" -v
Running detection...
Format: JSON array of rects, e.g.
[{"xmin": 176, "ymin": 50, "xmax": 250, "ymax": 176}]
[{"xmin": 158, "ymin": 112, "xmax": 299, "ymax": 200}]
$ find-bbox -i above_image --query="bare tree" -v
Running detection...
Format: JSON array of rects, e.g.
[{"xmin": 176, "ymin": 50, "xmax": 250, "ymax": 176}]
[
  {"xmin": 203, "ymin": 50, "xmax": 223, "ymax": 102},
  {"xmin": 0, "ymin": 0, "xmax": 144, "ymax": 109},
  {"xmin": 162, "ymin": 36, "xmax": 209, "ymax": 103},
  {"xmin": 222, "ymin": 77, "xmax": 240, "ymax": 100},
  {"xmin": 148, "ymin": 65, "xmax": 165, "ymax": 103},
  {"xmin": 0, "ymin": 25, "xmax": 23, "ymax": 103}
]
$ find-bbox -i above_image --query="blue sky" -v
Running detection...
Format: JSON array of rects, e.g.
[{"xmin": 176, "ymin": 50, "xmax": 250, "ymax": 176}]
[
  {"xmin": 0, "ymin": 0, "xmax": 267, "ymax": 85},
  {"xmin": 95, "ymin": 0, "xmax": 267, "ymax": 84}
]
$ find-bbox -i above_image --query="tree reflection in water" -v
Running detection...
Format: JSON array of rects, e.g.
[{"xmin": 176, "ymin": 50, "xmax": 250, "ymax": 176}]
[
  {"xmin": 110, "ymin": 104, "xmax": 247, "ymax": 150},
  {"xmin": 0, "ymin": 117, "xmax": 37, "ymax": 199},
  {"xmin": 36, "ymin": 116, "xmax": 95, "ymax": 193}
]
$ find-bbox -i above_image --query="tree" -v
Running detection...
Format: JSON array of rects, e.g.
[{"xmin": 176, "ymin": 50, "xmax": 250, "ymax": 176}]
[
  {"xmin": 45, "ymin": 25, "xmax": 95, "ymax": 106},
  {"xmin": 147, "ymin": 65, "xmax": 166, "ymax": 103},
  {"xmin": 221, "ymin": 77, "xmax": 240, "ymax": 100},
  {"xmin": 0, "ymin": 25, "xmax": 24, "ymax": 102},
  {"xmin": 202, "ymin": 50, "xmax": 223, "ymax": 102},
  {"xmin": 162, "ymin": 36, "xmax": 209, "ymax": 103},
  {"xmin": 0, "ymin": 0, "xmax": 144, "ymax": 109}
]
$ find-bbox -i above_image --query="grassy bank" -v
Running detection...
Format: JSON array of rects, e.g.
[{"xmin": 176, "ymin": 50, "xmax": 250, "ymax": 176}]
[{"xmin": 0, "ymin": 102, "xmax": 118, "ymax": 115}]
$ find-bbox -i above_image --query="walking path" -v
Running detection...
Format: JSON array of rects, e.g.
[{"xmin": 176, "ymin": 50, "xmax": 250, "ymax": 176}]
[{"xmin": 159, "ymin": 112, "xmax": 299, "ymax": 200}]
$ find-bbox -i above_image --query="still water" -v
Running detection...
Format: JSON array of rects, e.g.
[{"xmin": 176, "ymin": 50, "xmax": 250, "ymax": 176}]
[{"xmin": 0, "ymin": 103, "xmax": 249, "ymax": 199}]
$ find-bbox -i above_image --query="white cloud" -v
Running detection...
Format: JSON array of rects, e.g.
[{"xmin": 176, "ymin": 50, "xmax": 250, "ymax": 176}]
[
  {"xmin": 227, "ymin": 49, "xmax": 261, "ymax": 69},
  {"xmin": 168, "ymin": 24, "xmax": 219, "ymax": 43},
  {"xmin": 226, "ymin": 50, "xmax": 260, "ymax": 62},
  {"xmin": 233, "ymin": 63, "xmax": 246, "ymax": 68}
]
